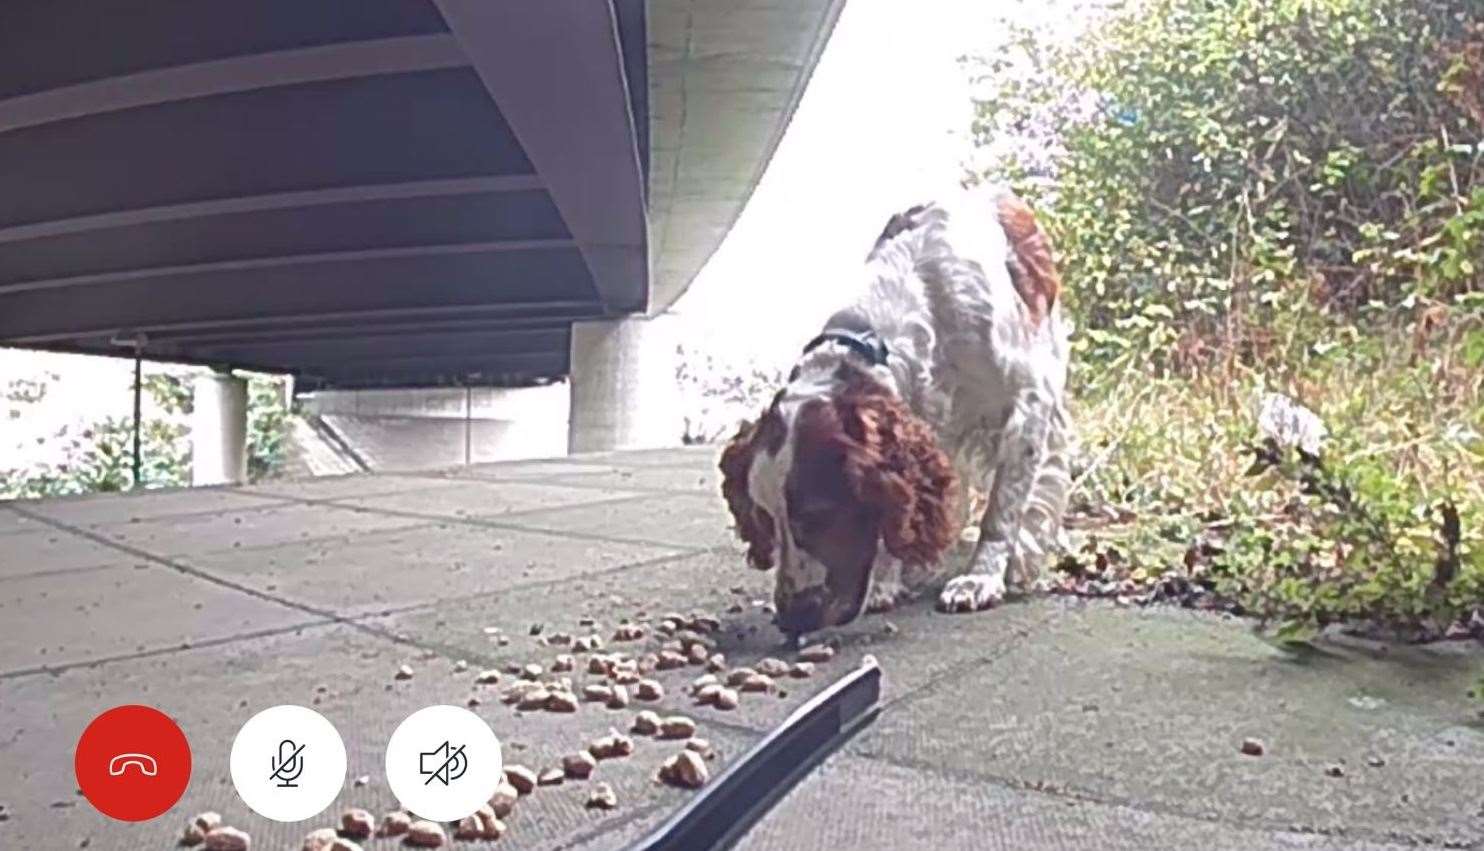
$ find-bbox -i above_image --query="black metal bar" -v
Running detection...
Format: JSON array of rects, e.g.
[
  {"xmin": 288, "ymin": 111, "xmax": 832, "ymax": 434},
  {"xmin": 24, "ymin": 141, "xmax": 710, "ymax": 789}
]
[
  {"xmin": 131, "ymin": 349, "xmax": 142, "ymax": 488},
  {"xmin": 629, "ymin": 657, "xmax": 883, "ymax": 851}
]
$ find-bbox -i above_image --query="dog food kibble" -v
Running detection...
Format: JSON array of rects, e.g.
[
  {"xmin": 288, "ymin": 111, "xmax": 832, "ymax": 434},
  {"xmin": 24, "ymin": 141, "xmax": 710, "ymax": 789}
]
[
  {"xmin": 505, "ymin": 764, "xmax": 538, "ymax": 794},
  {"xmin": 694, "ymin": 683, "xmax": 723, "ymax": 705},
  {"xmin": 546, "ymin": 632, "xmax": 573, "ymax": 647},
  {"xmin": 488, "ymin": 784, "xmax": 519, "ymax": 818},
  {"xmin": 194, "ymin": 813, "xmax": 223, "ymax": 833},
  {"xmin": 798, "ymin": 644, "xmax": 835, "ymax": 663},
  {"xmin": 574, "ymin": 634, "xmax": 603, "ymax": 652},
  {"xmin": 475, "ymin": 669, "xmax": 501, "ymax": 685},
  {"xmin": 687, "ymin": 644, "xmax": 710, "ymax": 665},
  {"xmin": 378, "ymin": 812, "xmax": 412, "ymax": 837},
  {"xmin": 1325, "ymin": 763, "xmax": 1346, "ymax": 778},
  {"xmin": 613, "ymin": 624, "xmax": 646, "ymax": 642},
  {"xmin": 611, "ymin": 668, "xmax": 641, "ymax": 685},
  {"xmin": 516, "ymin": 687, "xmax": 552, "ymax": 711},
  {"xmin": 538, "ymin": 767, "xmax": 566, "ymax": 786},
  {"xmin": 204, "ymin": 827, "xmax": 251, "ymax": 851},
  {"xmin": 394, "ymin": 665, "xmax": 414, "ymax": 681},
  {"xmin": 452, "ymin": 659, "xmax": 468, "ymax": 673},
  {"xmin": 635, "ymin": 679, "xmax": 664, "ymax": 701},
  {"xmin": 563, "ymin": 751, "xmax": 598, "ymax": 779},
  {"xmin": 521, "ymin": 663, "xmax": 544, "ymax": 680},
  {"xmin": 690, "ymin": 673, "xmax": 720, "ymax": 694},
  {"xmin": 584, "ymin": 683, "xmax": 614, "ymax": 703},
  {"xmin": 659, "ymin": 750, "xmax": 710, "ymax": 789},
  {"xmin": 714, "ymin": 687, "xmax": 740, "ymax": 710},
  {"xmin": 725, "ymin": 668, "xmax": 757, "ymax": 687},
  {"xmin": 1240, "ymin": 738, "xmax": 1266, "ymax": 757},
  {"xmin": 340, "ymin": 808, "xmax": 374, "ymax": 839},
  {"xmin": 405, "ymin": 820, "xmax": 447, "ymax": 848},
  {"xmin": 589, "ymin": 732, "xmax": 636, "ymax": 760},
  {"xmin": 302, "ymin": 828, "xmax": 338, "ymax": 851},
  {"xmin": 686, "ymin": 738, "xmax": 716, "ymax": 760},
  {"xmin": 588, "ymin": 655, "xmax": 612, "ymax": 675},
  {"xmin": 586, "ymin": 782, "xmax": 619, "ymax": 810},
  {"xmin": 659, "ymin": 715, "xmax": 698, "ymax": 739},
  {"xmin": 452, "ymin": 817, "xmax": 483, "ymax": 841},
  {"xmin": 657, "ymin": 650, "xmax": 688, "ymax": 670},
  {"xmin": 607, "ymin": 684, "xmax": 631, "ymax": 709},
  {"xmin": 632, "ymin": 710, "xmax": 662, "ymax": 735},
  {"xmin": 546, "ymin": 689, "xmax": 580, "ymax": 713},
  {"xmin": 183, "ymin": 825, "xmax": 206, "ymax": 846},
  {"xmin": 475, "ymin": 806, "xmax": 506, "ymax": 841},
  {"xmin": 757, "ymin": 658, "xmax": 791, "ymax": 677},
  {"xmin": 738, "ymin": 673, "xmax": 776, "ymax": 693},
  {"xmin": 707, "ymin": 653, "xmax": 727, "ymax": 673},
  {"xmin": 552, "ymin": 654, "xmax": 576, "ymax": 673},
  {"xmin": 635, "ymin": 653, "xmax": 659, "ymax": 674}
]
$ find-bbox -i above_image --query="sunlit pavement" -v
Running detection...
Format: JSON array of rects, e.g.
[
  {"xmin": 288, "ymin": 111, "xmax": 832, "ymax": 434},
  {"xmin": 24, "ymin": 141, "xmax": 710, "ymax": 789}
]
[{"xmin": 2, "ymin": 446, "xmax": 1481, "ymax": 850}]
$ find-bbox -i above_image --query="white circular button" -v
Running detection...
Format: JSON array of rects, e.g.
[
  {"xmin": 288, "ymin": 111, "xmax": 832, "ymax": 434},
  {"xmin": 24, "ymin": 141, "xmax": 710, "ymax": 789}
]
[
  {"xmin": 229, "ymin": 705, "xmax": 346, "ymax": 822},
  {"xmin": 385, "ymin": 705, "xmax": 503, "ymax": 822}
]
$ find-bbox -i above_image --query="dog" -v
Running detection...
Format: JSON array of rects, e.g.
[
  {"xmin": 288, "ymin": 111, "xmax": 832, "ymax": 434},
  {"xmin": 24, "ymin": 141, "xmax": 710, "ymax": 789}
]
[{"xmin": 719, "ymin": 187, "xmax": 1073, "ymax": 637}]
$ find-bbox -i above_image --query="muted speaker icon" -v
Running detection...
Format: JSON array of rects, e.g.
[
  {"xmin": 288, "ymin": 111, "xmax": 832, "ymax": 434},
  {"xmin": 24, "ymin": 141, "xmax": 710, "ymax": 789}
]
[
  {"xmin": 418, "ymin": 741, "xmax": 467, "ymax": 786},
  {"xmin": 269, "ymin": 739, "xmax": 305, "ymax": 788}
]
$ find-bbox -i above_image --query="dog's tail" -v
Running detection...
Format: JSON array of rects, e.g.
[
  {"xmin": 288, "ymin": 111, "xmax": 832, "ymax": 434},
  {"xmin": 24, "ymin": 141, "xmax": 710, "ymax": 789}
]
[{"xmin": 990, "ymin": 188, "xmax": 1062, "ymax": 330}]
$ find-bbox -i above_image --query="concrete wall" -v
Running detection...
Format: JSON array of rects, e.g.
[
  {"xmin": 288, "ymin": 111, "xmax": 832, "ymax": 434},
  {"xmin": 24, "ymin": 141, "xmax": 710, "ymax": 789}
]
[{"xmin": 299, "ymin": 382, "xmax": 569, "ymax": 471}]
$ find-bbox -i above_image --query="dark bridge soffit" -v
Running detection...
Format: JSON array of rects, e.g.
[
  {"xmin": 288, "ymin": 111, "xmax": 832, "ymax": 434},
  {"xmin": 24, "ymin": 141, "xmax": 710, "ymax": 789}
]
[{"xmin": 436, "ymin": 0, "xmax": 649, "ymax": 313}]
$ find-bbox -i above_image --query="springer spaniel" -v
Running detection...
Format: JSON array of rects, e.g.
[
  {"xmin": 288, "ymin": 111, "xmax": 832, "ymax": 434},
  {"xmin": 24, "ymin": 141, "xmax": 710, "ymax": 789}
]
[{"xmin": 719, "ymin": 187, "xmax": 1073, "ymax": 638}]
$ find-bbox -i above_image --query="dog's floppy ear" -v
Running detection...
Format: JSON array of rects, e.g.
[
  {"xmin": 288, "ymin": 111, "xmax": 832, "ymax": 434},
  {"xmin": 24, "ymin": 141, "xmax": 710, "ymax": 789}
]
[
  {"xmin": 839, "ymin": 388, "xmax": 959, "ymax": 568},
  {"xmin": 718, "ymin": 406, "xmax": 786, "ymax": 570}
]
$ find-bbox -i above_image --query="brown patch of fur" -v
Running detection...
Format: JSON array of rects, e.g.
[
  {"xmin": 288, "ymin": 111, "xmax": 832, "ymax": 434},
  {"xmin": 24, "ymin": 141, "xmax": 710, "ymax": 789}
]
[
  {"xmin": 718, "ymin": 404, "xmax": 786, "ymax": 570},
  {"xmin": 996, "ymin": 193, "xmax": 1062, "ymax": 328}
]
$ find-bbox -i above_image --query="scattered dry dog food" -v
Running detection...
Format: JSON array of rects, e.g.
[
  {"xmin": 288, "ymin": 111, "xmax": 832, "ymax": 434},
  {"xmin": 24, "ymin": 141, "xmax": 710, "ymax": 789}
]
[
  {"xmin": 686, "ymin": 738, "xmax": 716, "ymax": 760},
  {"xmin": 725, "ymin": 667, "xmax": 757, "ymax": 687},
  {"xmin": 587, "ymin": 782, "xmax": 619, "ymax": 810},
  {"xmin": 789, "ymin": 662, "xmax": 815, "ymax": 679},
  {"xmin": 516, "ymin": 686, "xmax": 552, "ymax": 711},
  {"xmin": 452, "ymin": 659, "xmax": 469, "ymax": 673},
  {"xmin": 607, "ymin": 684, "xmax": 631, "ymax": 709},
  {"xmin": 738, "ymin": 673, "xmax": 775, "ymax": 693},
  {"xmin": 1240, "ymin": 738, "xmax": 1265, "ymax": 757},
  {"xmin": 474, "ymin": 669, "xmax": 502, "ymax": 685},
  {"xmin": 204, "ymin": 826, "xmax": 251, "ymax": 851},
  {"xmin": 301, "ymin": 828, "xmax": 338, "ymax": 851},
  {"xmin": 659, "ymin": 715, "xmax": 698, "ymax": 739},
  {"xmin": 339, "ymin": 808, "xmax": 374, "ymax": 839},
  {"xmin": 394, "ymin": 665, "xmax": 414, "ymax": 681},
  {"xmin": 656, "ymin": 650, "xmax": 688, "ymax": 670},
  {"xmin": 687, "ymin": 644, "xmax": 710, "ymax": 665},
  {"xmin": 632, "ymin": 710, "xmax": 662, "ymax": 735},
  {"xmin": 613, "ymin": 624, "xmax": 646, "ymax": 642},
  {"xmin": 563, "ymin": 751, "xmax": 598, "ymax": 779},
  {"xmin": 546, "ymin": 689, "xmax": 580, "ymax": 713},
  {"xmin": 488, "ymin": 784, "xmax": 519, "ymax": 818},
  {"xmin": 659, "ymin": 750, "xmax": 709, "ymax": 789},
  {"xmin": 635, "ymin": 679, "xmax": 664, "ymax": 701},
  {"xmin": 475, "ymin": 806, "xmax": 506, "ymax": 841},
  {"xmin": 707, "ymin": 653, "xmax": 727, "ymax": 673},
  {"xmin": 545, "ymin": 631, "xmax": 573, "ymax": 647},
  {"xmin": 690, "ymin": 673, "xmax": 720, "ymax": 694},
  {"xmin": 538, "ymin": 767, "xmax": 566, "ymax": 786},
  {"xmin": 504, "ymin": 764, "xmax": 538, "ymax": 795},
  {"xmin": 713, "ymin": 687, "xmax": 740, "ymax": 710},
  {"xmin": 798, "ymin": 644, "xmax": 835, "ymax": 663},
  {"xmin": 552, "ymin": 654, "xmax": 576, "ymax": 673},
  {"xmin": 584, "ymin": 683, "xmax": 614, "ymax": 703},
  {"xmin": 521, "ymin": 663, "xmax": 544, "ymax": 680},
  {"xmin": 1325, "ymin": 763, "xmax": 1346, "ymax": 777},
  {"xmin": 636, "ymin": 653, "xmax": 659, "ymax": 674},
  {"xmin": 182, "ymin": 824, "xmax": 206, "ymax": 846},
  {"xmin": 378, "ymin": 811, "xmax": 412, "ymax": 837},
  {"xmin": 405, "ymin": 820, "xmax": 446, "ymax": 848},
  {"xmin": 193, "ymin": 812, "xmax": 223, "ymax": 834},
  {"xmin": 574, "ymin": 634, "xmax": 604, "ymax": 652},
  {"xmin": 755, "ymin": 658, "xmax": 790, "ymax": 677},
  {"xmin": 589, "ymin": 732, "xmax": 636, "ymax": 760},
  {"xmin": 694, "ymin": 683, "xmax": 723, "ymax": 705}
]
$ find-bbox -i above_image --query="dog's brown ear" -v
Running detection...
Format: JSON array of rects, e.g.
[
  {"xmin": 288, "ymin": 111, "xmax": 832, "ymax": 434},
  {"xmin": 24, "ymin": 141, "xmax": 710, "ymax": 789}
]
[
  {"xmin": 839, "ymin": 389, "xmax": 959, "ymax": 568},
  {"xmin": 718, "ymin": 409, "xmax": 785, "ymax": 570}
]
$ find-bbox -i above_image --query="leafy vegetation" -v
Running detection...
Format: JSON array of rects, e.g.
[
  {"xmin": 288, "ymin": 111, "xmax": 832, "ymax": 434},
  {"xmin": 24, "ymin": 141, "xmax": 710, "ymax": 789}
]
[{"xmin": 967, "ymin": 0, "xmax": 1483, "ymax": 650}]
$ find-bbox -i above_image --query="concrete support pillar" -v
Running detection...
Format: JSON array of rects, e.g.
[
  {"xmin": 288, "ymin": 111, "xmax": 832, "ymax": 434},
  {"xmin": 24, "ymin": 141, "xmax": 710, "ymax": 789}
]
[
  {"xmin": 192, "ymin": 370, "xmax": 249, "ymax": 486},
  {"xmin": 568, "ymin": 314, "xmax": 682, "ymax": 453}
]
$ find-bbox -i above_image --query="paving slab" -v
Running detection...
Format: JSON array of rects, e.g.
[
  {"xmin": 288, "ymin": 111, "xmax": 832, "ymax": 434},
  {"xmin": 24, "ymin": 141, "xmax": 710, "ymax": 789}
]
[
  {"xmin": 15, "ymin": 486, "xmax": 284, "ymax": 528},
  {"xmin": 500, "ymin": 492, "xmax": 742, "ymax": 550},
  {"xmin": 0, "ymin": 527, "xmax": 132, "ymax": 579},
  {"xmin": 78, "ymin": 501, "xmax": 428, "ymax": 557},
  {"xmin": 187, "ymin": 521, "xmax": 693, "ymax": 617},
  {"xmin": 328, "ymin": 479, "xmax": 649, "ymax": 523},
  {"xmin": 0, "ymin": 562, "xmax": 323, "ymax": 674},
  {"xmin": 240, "ymin": 472, "xmax": 449, "ymax": 501}
]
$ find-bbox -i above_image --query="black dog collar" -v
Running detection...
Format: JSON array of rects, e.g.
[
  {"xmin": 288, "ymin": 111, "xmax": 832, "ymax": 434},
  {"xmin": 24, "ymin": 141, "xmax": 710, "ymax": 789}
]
[{"xmin": 802, "ymin": 327, "xmax": 889, "ymax": 367}]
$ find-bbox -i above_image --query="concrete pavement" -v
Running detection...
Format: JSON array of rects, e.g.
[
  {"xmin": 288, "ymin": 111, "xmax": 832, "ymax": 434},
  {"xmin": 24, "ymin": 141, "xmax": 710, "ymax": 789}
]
[{"xmin": 1, "ymin": 446, "xmax": 1481, "ymax": 849}]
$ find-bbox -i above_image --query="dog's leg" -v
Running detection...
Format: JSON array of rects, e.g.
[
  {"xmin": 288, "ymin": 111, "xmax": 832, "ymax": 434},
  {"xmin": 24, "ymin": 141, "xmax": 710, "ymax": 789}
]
[
  {"xmin": 939, "ymin": 389, "xmax": 1051, "ymax": 613},
  {"xmin": 864, "ymin": 555, "xmax": 908, "ymax": 613}
]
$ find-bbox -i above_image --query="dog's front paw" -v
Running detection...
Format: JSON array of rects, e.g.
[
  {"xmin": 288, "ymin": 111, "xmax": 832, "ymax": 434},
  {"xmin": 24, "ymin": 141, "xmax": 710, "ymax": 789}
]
[
  {"xmin": 864, "ymin": 577, "xmax": 909, "ymax": 613},
  {"xmin": 937, "ymin": 573, "xmax": 1006, "ymax": 614}
]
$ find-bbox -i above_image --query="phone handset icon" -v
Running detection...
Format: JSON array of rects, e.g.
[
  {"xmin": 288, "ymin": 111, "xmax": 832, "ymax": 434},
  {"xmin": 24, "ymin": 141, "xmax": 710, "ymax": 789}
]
[{"xmin": 108, "ymin": 753, "xmax": 158, "ymax": 777}]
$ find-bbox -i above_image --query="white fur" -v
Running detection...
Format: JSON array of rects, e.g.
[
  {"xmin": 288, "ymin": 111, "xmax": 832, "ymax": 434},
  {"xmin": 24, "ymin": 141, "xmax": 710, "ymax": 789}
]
[{"xmin": 753, "ymin": 186, "xmax": 1074, "ymax": 615}]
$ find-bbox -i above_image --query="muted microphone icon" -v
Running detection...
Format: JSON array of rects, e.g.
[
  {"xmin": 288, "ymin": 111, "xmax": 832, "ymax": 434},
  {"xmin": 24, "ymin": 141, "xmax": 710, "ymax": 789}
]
[{"xmin": 269, "ymin": 739, "xmax": 305, "ymax": 788}]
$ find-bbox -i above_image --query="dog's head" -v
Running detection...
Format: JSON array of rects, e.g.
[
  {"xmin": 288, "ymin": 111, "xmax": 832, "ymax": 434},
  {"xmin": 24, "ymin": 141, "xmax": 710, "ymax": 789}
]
[{"xmin": 719, "ymin": 362, "xmax": 959, "ymax": 636}]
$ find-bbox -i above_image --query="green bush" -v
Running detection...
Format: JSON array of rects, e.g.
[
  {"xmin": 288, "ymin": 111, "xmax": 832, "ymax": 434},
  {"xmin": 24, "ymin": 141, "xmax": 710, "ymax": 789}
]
[{"xmin": 967, "ymin": 0, "xmax": 1484, "ymax": 650}]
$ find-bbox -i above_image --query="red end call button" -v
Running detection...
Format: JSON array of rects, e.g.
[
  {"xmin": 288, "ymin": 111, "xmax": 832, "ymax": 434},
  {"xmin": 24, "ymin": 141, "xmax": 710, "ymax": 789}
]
[{"xmin": 75, "ymin": 705, "xmax": 192, "ymax": 821}]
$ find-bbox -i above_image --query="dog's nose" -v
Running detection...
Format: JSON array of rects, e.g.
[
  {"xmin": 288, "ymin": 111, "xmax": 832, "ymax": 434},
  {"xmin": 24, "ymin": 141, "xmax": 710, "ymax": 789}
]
[{"xmin": 775, "ymin": 587, "xmax": 827, "ymax": 637}]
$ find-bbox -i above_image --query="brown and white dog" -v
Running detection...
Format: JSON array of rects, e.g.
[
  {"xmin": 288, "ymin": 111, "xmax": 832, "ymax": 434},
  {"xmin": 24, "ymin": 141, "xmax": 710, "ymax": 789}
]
[{"xmin": 719, "ymin": 187, "xmax": 1073, "ymax": 637}]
